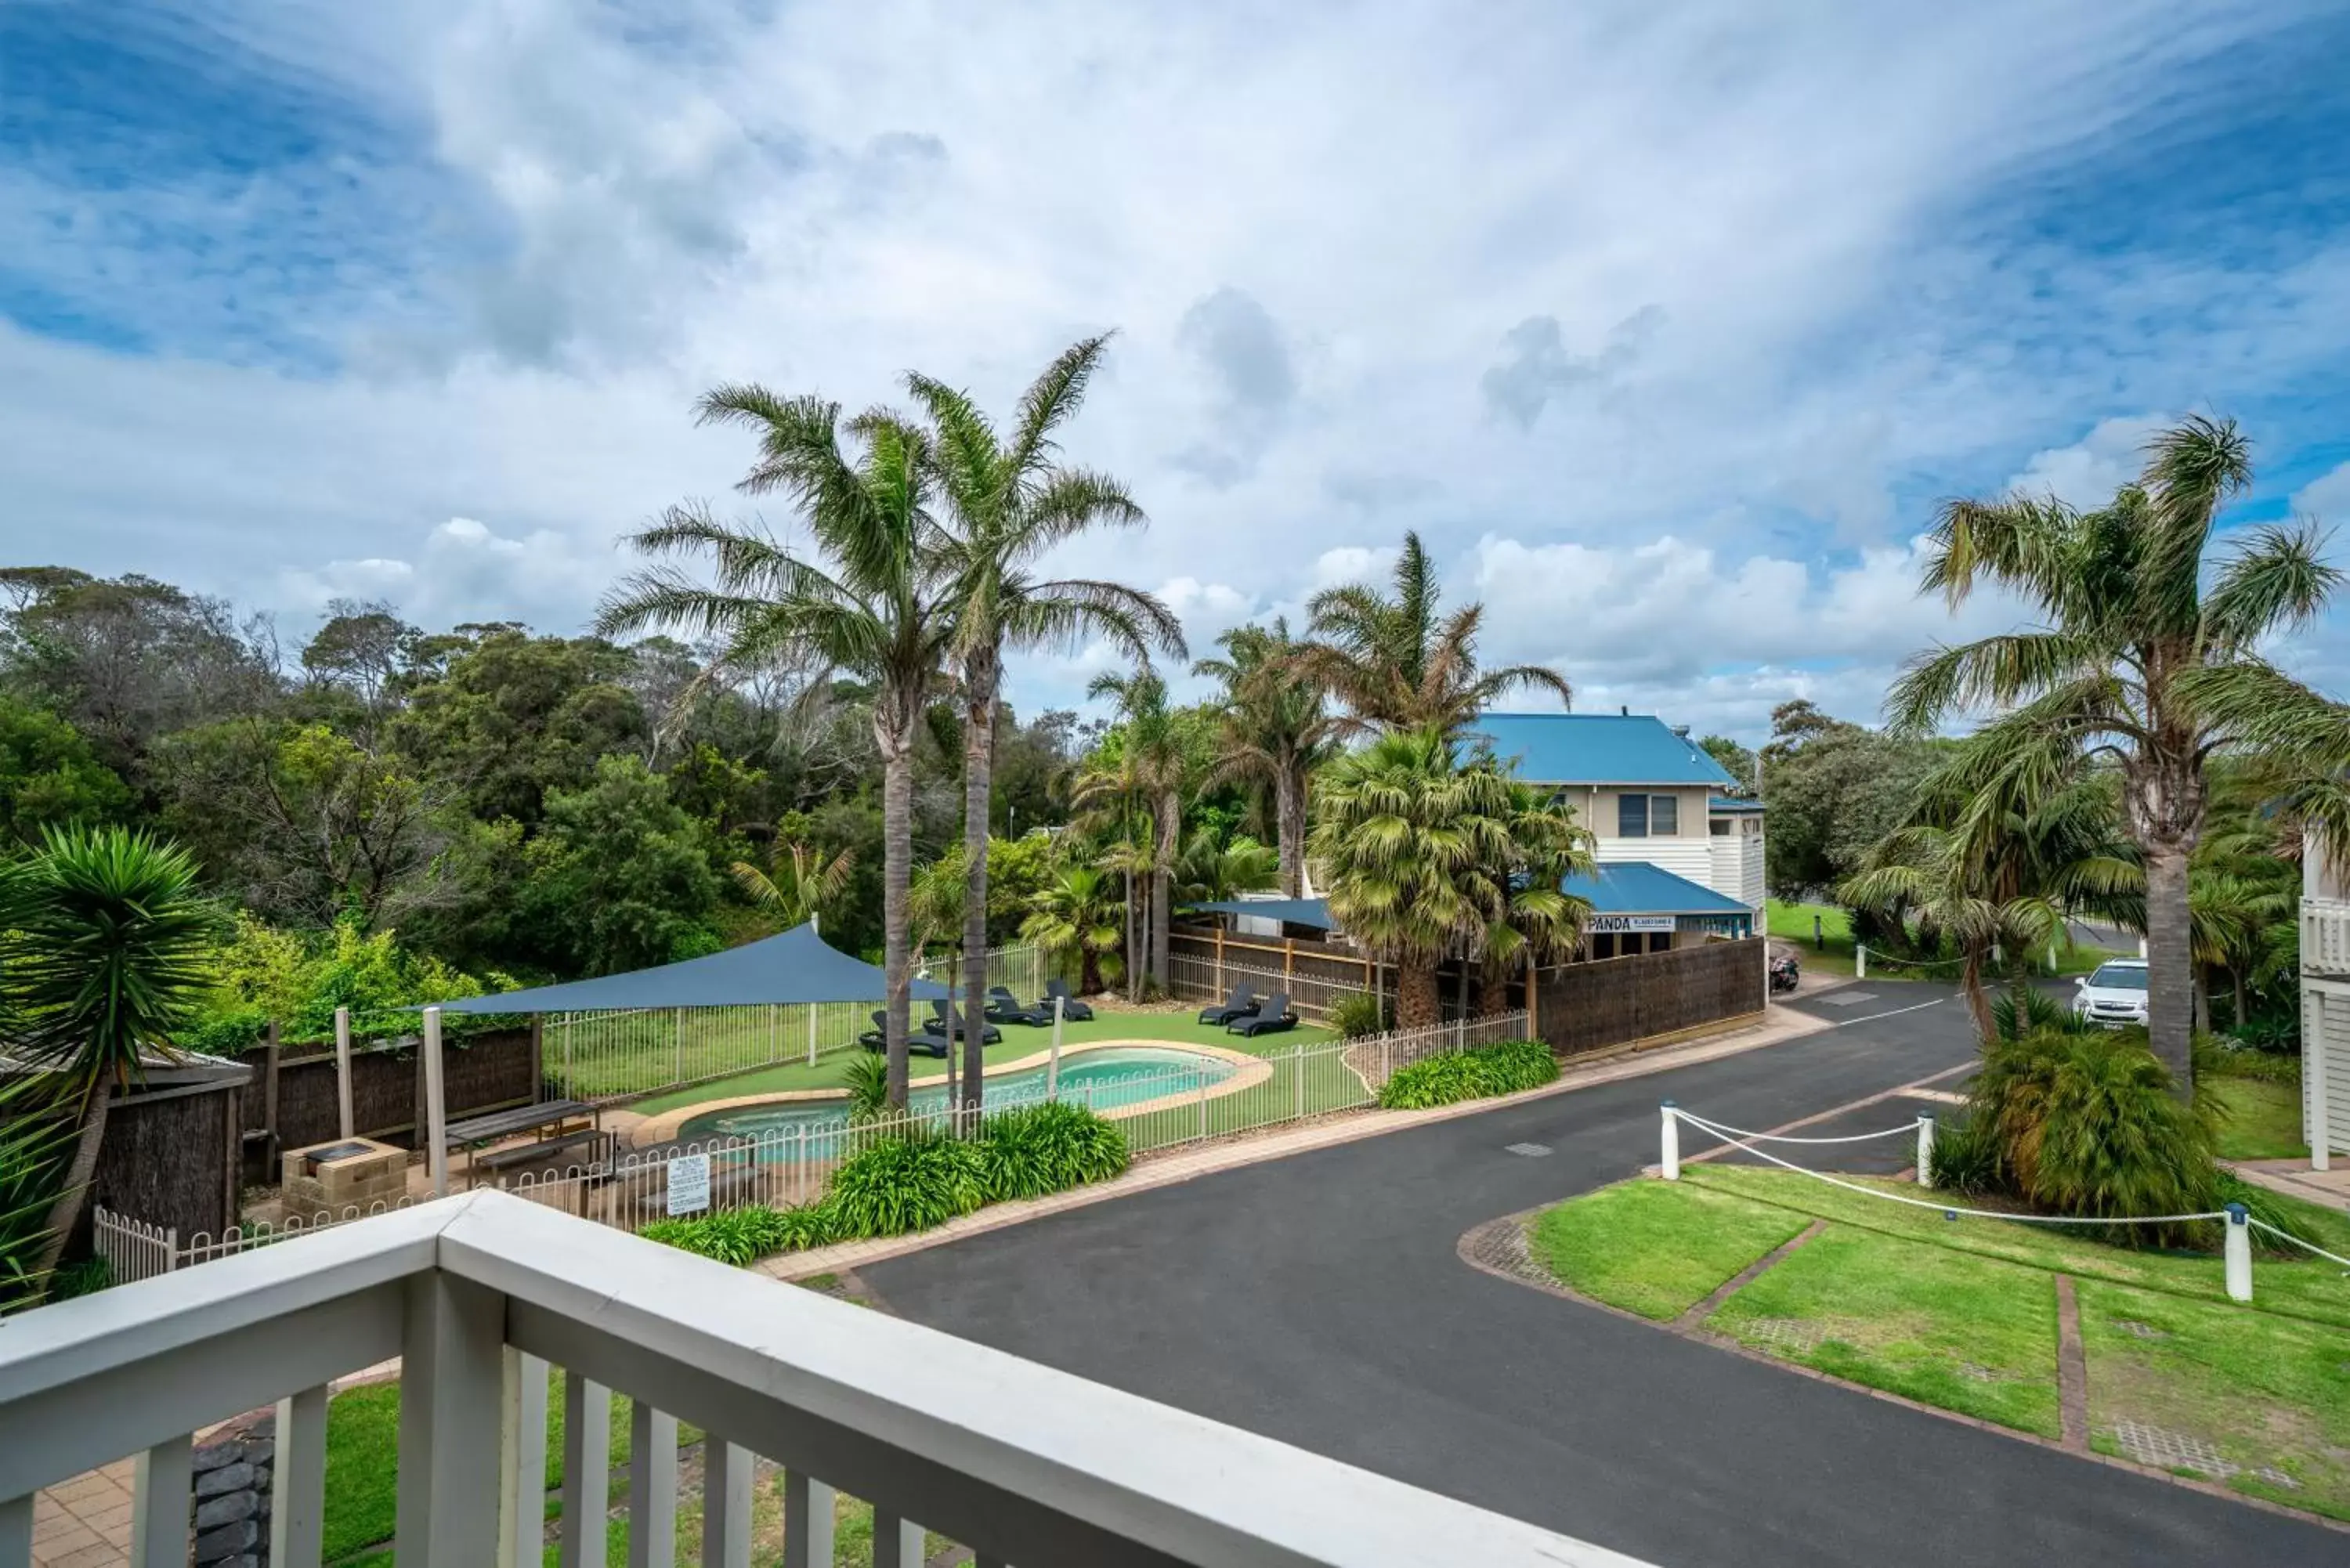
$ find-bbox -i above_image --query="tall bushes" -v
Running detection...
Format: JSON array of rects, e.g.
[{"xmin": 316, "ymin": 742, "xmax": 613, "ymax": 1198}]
[{"xmin": 1377, "ymin": 1037, "xmax": 1558, "ymax": 1109}]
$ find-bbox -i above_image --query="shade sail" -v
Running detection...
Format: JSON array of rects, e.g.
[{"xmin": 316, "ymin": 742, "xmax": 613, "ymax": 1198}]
[
  {"xmin": 430, "ymin": 922, "xmax": 952, "ymax": 1014},
  {"xmin": 1185, "ymin": 898, "xmax": 1341, "ymax": 931}
]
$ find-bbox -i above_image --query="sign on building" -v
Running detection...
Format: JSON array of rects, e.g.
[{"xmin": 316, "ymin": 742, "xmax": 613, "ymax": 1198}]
[
  {"xmin": 1588, "ymin": 914, "xmax": 1676, "ymax": 934},
  {"xmin": 665, "ymin": 1153, "xmax": 711, "ymax": 1216}
]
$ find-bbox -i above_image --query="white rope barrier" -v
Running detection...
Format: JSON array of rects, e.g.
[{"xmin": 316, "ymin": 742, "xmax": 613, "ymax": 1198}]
[
  {"xmin": 1674, "ymin": 1111, "xmax": 1924, "ymax": 1147},
  {"xmin": 1668, "ymin": 1110, "xmax": 2229, "ymax": 1228},
  {"xmin": 2248, "ymin": 1219, "xmax": 2350, "ymax": 1273}
]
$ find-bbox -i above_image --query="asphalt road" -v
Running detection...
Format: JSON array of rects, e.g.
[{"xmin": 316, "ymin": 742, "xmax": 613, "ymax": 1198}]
[{"xmin": 862, "ymin": 985, "xmax": 2341, "ymax": 1567}]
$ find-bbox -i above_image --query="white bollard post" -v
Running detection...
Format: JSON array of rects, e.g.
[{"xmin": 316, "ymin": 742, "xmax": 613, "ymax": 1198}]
[
  {"xmin": 1660, "ymin": 1101, "xmax": 1680, "ymax": 1181},
  {"xmin": 1915, "ymin": 1114, "xmax": 1936, "ymax": 1187},
  {"xmin": 806, "ymin": 1006, "xmax": 818, "ymax": 1068},
  {"xmin": 1856, "ymin": 943, "xmax": 1867, "ymax": 980},
  {"xmin": 2224, "ymin": 1202, "xmax": 2253, "ymax": 1302},
  {"xmin": 1047, "ymin": 996, "xmax": 1065, "ymax": 1100},
  {"xmin": 2047, "ymin": 942, "xmax": 2059, "ymax": 975},
  {"xmin": 2138, "ymin": 935, "xmax": 2148, "ymax": 959},
  {"xmin": 424, "ymin": 1005, "xmax": 450, "ymax": 1198}
]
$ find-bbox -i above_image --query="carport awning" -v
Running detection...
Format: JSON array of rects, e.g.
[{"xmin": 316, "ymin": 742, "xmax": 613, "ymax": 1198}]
[{"xmin": 428, "ymin": 922, "xmax": 952, "ymax": 1014}]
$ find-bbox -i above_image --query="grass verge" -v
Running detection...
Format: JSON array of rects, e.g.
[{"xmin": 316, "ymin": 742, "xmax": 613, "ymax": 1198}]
[
  {"xmin": 1530, "ymin": 1178, "xmax": 1806, "ymax": 1321},
  {"xmin": 2205, "ymin": 1075, "xmax": 2310, "ymax": 1162}
]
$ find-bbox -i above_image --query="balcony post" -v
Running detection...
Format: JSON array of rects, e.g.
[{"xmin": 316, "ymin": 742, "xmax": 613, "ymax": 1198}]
[
  {"xmin": 870, "ymin": 1511, "xmax": 924, "ymax": 1568},
  {"xmin": 502, "ymin": 1349, "xmax": 550, "ymax": 1568},
  {"xmin": 396, "ymin": 1270, "xmax": 507, "ymax": 1563},
  {"xmin": 0, "ymin": 1492, "xmax": 29, "ymax": 1568},
  {"xmin": 700, "ymin": 1442, "xmax": 753, "ymax": 1568},
  {"xmin": 559, "ymin": 1373, "xmax": 611, "ymax": 1568},
  {"xmin": 629, "ymin": 1402, "xmax": 678, "ymax": 1568},
  {"xmin": 781, "ymin": 1471, "xmax": 833, "ymax": 1568},
  {"xmin": 130, "ymin": 1434, "xmax": 192, "ymax": 1568},
  {"xmin": 272, "ymin": 1384, "xmax": 330, "ymax": 1568}
]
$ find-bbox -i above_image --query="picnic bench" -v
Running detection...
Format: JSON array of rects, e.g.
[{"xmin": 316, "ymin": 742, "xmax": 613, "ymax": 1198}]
[{"xmin": 443, "ymin": 1098, "xmax": 601, "ymax": 1184}]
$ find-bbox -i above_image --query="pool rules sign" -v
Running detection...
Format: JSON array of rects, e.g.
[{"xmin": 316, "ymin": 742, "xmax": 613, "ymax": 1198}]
[{"xmin": 666, "ymin": 1153, "xmax": 711, "ymax": 1216}]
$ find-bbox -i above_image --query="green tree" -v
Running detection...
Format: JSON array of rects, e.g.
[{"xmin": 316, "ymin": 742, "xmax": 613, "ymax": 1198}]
[
  {"xmin": 1072, "ymin": 667, "xmax": 1191, "ymax": 998},
  {"xmin": 1309, "ymin": 728, "xmax": 1578, "ymax": 1028},
  {"xmin": 732, "ymin": 839, "xmax": 855, "ymax": 930},
  {"xmin": 519, "ymin": 756, "xmax": 721, "ymax": 975},
  {"xmin": 0, "ymin": 826, "xmax": 222, "ymax": 1274},
  {"xmin": 1462, "ymin": 776, "xmax": 1596, "ymax": 1016},
  {"xmin": 1889, "ymin": 416, "xmax": 2341, "ymax": 1092},
  {"xmin": 908, "ymin": 335, "xmax": 1184, "ymax": 1108},
  {"xmin": 1698, "ymin": 734, "xmax": 1758, "ymax": 796},
  {"xmin": 1759, "ymin": 701, "xmax": 1943, "ymax": 898},
  {"xmin": 0, "ymin": 695, "xmax": 130, "ymax": 844},
  {"xmin": 1194, "ymin": 619, "xmax": 1340, "ymax": 897},
  {"xmin": 1020, "ymin": 862, "xmax": 1126, "ymax": 996},
  {"xmin": 1173, "ymin": 829, "xmax": 1281, "ymax": 906},
  {"xmin": 600, "ymin": 395, "xmax": 953, "ymax": 1108},
  {"xmin": 1300, "ymin": 532, "xmax": 1570, "ymax": 735}
]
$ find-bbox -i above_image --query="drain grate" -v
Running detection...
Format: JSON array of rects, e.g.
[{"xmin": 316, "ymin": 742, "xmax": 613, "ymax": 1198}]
[
  {"xmin": 2110, "ymin": 1421, "xmax": 2298, "ymax": 1488},
  {"xmin": 2113, "ymin": 1319, "xmax": 2171, "ymax": 1341},
  {"xmin": 1817, "ymin": 992, "xmax": 1879, "ymax": 1007},
  {"xmin": 1504, "ymin": 1142, "xmax": 1553, "ymax": 1158},
  {"xmin": 1741, "ymin": 1318, "xmax": 1826, "ymax": 1356}
]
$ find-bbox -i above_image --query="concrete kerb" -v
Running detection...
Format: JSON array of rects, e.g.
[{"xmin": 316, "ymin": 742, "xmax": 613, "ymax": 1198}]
[{"xmin": 759, "ymin": 1004, "xmax": 1834, "ymax": 1283}]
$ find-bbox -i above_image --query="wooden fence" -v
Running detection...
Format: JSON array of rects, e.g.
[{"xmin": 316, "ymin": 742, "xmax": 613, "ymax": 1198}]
[
  {"xmin": 1532, "ymin": 938, "xmax": 1765, "ymax": 1057},
  {"xmin": 1167, "ymin": 926, "xmax": 1480, "ymax": 1021},
  {"xmin": 230, "ymin": 1025, "xmax": 540, "ymax": 1179}
]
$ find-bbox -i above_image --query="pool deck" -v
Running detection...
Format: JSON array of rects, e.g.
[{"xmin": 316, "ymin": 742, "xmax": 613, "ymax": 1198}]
[{"xmin": 626, "ymin": 1037, "xmax": 1270, "ymax": 1147}]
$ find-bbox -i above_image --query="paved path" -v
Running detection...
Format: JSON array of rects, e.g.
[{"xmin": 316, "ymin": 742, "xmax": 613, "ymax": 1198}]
[{"xmin": 862, "ymin": 984, "xmax": 2341, "ymax": 1568}]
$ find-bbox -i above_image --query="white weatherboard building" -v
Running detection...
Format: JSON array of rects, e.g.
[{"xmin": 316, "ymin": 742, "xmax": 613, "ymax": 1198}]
[
  {"xmin": 1469, "ymin": 711, "xmax": 1765, "ymax": 919},
  {"xmin": 2298, "ymin": 847, "xmax": 2348, "ymax": 1169}
]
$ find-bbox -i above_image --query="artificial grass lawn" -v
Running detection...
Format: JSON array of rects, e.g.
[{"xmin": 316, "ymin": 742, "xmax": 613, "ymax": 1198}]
[
  {"xmin": 628, "ymin": 1009, "xmax": 1336, "ymax": 1116},
  {"xmin": 2077, "ymin": 1278, "xmax": 2350, "ymax": 1520},
  {"xmin": 1528, "ymin": 1178, "xmax": 1807, "ymax": 1321},
  {"xmin": 2205, "ymin": 1075, "xmax": 2310, "ymax": 1162},
  {"xmin": 1531, "ymin": 1167, "xmax": 2350, "ymax": 1469}
]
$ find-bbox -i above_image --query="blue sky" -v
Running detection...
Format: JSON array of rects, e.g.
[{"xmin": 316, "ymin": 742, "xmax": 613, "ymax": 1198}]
[{"xmin": 5, "ymin": 0, "xmax": 2350, "ymax": 740}]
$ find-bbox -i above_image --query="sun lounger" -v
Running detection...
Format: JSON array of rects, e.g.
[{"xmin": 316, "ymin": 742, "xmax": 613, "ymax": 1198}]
[
  {"xmin": 1227, "ymin": 992, "xmax": 1299, "ymax": 1038},
  {"xmin": 1043, "ymin": 977, "xmax": 1095, "ymax": 1022},
  {"xmin": 1196, "ymin": 985, "xmax": 1260, "ymax": 1027}
]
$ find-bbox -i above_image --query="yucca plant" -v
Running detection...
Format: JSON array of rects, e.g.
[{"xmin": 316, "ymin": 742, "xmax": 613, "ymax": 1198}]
[
  {"xmin": 825, "ymin": 1131, "xmax": 987, "ymax": 1239},
  {"xmin": 976, "ymin": 1102, "xmax": 1129, "ymax": 1201},
  {"xmin": 2, "ymin": 826, "xmax": 222, "ymax": 1275},
  {"xmin": 842, "ymin": 1051, "xmax": 893, "ymax": 1122}
]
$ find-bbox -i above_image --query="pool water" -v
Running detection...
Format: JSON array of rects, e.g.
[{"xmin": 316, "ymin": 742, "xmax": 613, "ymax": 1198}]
[{"xmin": 675, "ymin": 1045, "xmax": 1239, "ymax": 1147}]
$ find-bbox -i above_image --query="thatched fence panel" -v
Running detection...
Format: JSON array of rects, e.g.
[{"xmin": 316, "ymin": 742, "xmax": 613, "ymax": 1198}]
[{"xmin": 1533, "ymin": 938, "xmax": 1764, "ymax": 1058}]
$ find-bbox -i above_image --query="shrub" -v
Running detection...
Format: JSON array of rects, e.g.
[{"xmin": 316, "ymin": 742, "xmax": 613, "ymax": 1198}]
[
  {"xmin": 843, "ymin": 1051, "xmax": 893, "ymax": 1120},
  {"xmin": 826, "ymin": 1130, "xmax": 988, "ymax": 1239},
  {"xmin": 2212, "ymin": 1172, "xmax": 2326, "ymax": 1255},
  {"xmin": 2193, "ymin": 1030, "xmax": 2301, "ymax": 1083},
  {"xmin": 1326, "ymin": 991, "xmax": 1390, "ymax": 1040},
  {"xmin": 1925, "ymin": 1112, "xmax": 2005, "ymax": 1196},
  {"xmin": 977, "ymin": 1102, "xmax": 1129, "ymax": 1201},
  {"xmin": 639, "ymin": 1202, "xmax": 835, "ymax": 1265},
  {"xmin": 1378, "ymin": 1037, "xmax": 1558, "ymax": 1110},
  {"xmin": 1989, "ymin": 985, "xmax": 2088, "ymax": 1042},
  {"xmin": 1972, "ymin": 1028, "xmax": 2218, "ymax": 1242}
]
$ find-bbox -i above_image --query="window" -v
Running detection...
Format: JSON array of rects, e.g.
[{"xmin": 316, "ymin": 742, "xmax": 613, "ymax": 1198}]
[
  {"xmin": 1617, "ymin": 794, "xmax": 1678, "ymax": 837},
  {"xmin": 1710, "ymin": 818, "xmax": 1731, "ymax": 836}
]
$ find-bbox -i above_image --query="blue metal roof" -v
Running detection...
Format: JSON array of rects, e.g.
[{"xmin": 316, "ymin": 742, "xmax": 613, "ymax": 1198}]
[
  {"xmin": 1466, "ymin": 713, "xmax": 1735, "ymax": 787},
  {"xmin": 1709, "ymin": 795, "xmax": 1765, "ymax": 814},
  {"xmin": 1188, "ymin": 898, "xmax": 1342, "ymax": 930},
  {"xmin": 1564, "ymin": 862, "xmax": 1754, "ymax": 916}
]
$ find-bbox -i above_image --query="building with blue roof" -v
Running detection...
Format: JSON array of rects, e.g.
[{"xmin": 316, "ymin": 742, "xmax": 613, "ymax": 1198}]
[{"xmin": 1466, "ymin": 711, "xmax": 1766, "ymax": 939}]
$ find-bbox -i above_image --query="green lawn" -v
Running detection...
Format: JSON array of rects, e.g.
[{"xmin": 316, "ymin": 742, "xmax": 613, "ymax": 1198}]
[
  {"xmin": 2206, "ymin": 1075, "xmax": 2309, "ymax": 1162},
  {"xmin": 628, "ymin": 1009, "xmax": 1335, "ymax": 1116},
  {"xmin": 1526, "ymin": 1168, "xmax": 2350, "ymax": 1516},
  {"xmin": 1765, "ymin": 900, "xmax": 2129, "ymax": 982},
  {"xmin": 1528, "ymin": 1177, "xmax": 1806, "ymax": 1321}
]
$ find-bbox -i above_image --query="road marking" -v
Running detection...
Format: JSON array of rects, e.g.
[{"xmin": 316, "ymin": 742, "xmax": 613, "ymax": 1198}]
[
  {"xmin": 1827, "ymin": 995, "xmax": 1947, "ymax": 1028},
  {"xmin": 1908, "ymin": 1088, "xmax": 1967, "ymax": 1105},
  {"xmin": 1682, "ymin": 1058, "xmax": 1976, "ymax": 1164}
]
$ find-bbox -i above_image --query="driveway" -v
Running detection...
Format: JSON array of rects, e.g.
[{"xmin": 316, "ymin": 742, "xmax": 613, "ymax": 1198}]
[{"xmin": 861, "ymin": 987, "xmax": 2339, "ymax": 1567}]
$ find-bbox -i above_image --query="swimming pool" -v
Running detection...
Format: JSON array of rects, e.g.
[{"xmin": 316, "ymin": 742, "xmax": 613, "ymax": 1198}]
[{"xmin": 674, "ymin": 1045, "xmax": 1242, "ymax": 1147}]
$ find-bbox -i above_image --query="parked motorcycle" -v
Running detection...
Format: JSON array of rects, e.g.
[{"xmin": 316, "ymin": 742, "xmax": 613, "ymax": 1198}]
[{"xmin": 1768, "ymin": 951, "xmax": 1801, "ymax": 994}]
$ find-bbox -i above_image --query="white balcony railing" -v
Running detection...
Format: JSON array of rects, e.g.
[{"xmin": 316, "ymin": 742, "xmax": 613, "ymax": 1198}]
[
  {"xmin": 2304, "ymin": 897, "xmax": 2350, "ymax": 978},
  {"xmin": 0, "ymin": 1190, "xmax": 1647, "ymax": 1567}
]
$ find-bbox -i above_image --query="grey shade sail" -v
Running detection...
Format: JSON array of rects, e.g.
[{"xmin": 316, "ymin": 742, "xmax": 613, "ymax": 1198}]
[
  {"xmin": 1185, "ymin": 898, "xmax": 1341, "ymax": 931},
  {"xmin": 429, "ymin": 923, "xmax": 953, "ymax": 1014}
]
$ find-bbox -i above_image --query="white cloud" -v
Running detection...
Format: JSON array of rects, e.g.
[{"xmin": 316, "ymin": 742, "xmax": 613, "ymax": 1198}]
[
  {"xmin": 2003, "ymin": 414, "xmax": 2168, "ymax": 508},
  {"xmin": 2294, "ymin": 460, "xmax": 2350, "ymax": 521}
]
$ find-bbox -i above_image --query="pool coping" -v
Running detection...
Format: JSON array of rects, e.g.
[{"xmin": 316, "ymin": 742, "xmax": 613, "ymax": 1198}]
[{"xmin": 627, "ymin": 1038, "xmax": 1272, "ymax": 1146}]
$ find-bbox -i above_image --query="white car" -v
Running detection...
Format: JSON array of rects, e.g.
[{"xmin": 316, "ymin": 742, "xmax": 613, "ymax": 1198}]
[{"xmin": 2073, "ymin": 959, "xmax": 2149, "ymax": 1027}]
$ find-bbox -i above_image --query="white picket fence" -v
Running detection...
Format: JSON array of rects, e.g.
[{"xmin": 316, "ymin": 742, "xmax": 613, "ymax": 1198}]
[
  {"xmin": 98, "ymin": 1010, "xmax": 1532, "ymax": 1270},
  {"xmin": 95, "ymin": 1194, "xmax": 428, "ymax": 1284},
  {"xmin": 543, "ymin": 944, "xmax": 1052, "ymax": 1103}
]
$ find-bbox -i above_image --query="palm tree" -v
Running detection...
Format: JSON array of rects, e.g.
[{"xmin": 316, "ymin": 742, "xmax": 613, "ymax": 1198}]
[
  {"xmin": 1887, "ymin": 415, "xmax": 2341, "ymax": 1092},
  {"xmin": 1070, "ymin": 666, "xmax": 1190, "ymax": 997},
  {"xmin": 1195, "ymin": 619, "xmax": 1340, "ymax": 896},
  {"xmin": 1461, "ymin": 778, "xmax": 1596, "ymax": 1016},
  {"xmin": 1173, "ymin": 829, "xmax": 1281, "ymax": 906},
  {"xmin": 1299, "ymin": 532, "xmax": 1571, "ymax": 735},
  {"xmin": 1, "ymin": 826, "xmax": 222, "ymax": 1275},
  {"xmin": 731, "ymin": 840, "xmax": 855, "ymax": 930},
  {"xmin": 1019, "ymin": 862, "xmax": 1125, "ymax": 996},
  {"xmin": 600, "ymin": 393, "xmax": 953, "ymax": 1109},
  {"xmin": 906, "ymin": 337, "xmax": 1185, "ymax": 1110},
  {"xmin": 1309, "ymin": 728, "xmax": 1580, "ymax": 1028}
]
